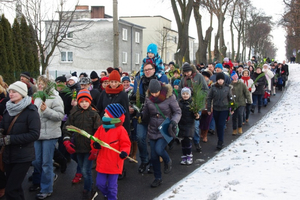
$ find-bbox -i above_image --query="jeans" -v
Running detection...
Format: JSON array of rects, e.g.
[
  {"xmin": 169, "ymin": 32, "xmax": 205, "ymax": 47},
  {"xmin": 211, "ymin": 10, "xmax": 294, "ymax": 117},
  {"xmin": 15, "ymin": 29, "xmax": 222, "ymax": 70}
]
[
  {"xmin": 32, "ymin": 139, "xmax": 57, "ymax": 193},
  {"xmin": 130, "ymin": 118, "xmax": 138, "ymax": 141},
  {"xmin": 77, "ymin": 153, "xmax": 93, "ymax": 192},
  {"xmin": 232, "ymin": 106, "xmax": 245, "ymax": 130},
  {"xmin": 4, "ymin": 162, "xmax": 31, "ymax": 200},
  {"xmin": 243, "ymin": 104, "xmax": 251, "ymax": 122},
  {"xmin": 209, "ymin": 116, "xmax": 215, "ymax": 130},
  {"xmin": 213, "ymin": 110, "xmax": 228, "ymax": 144},
  {"xmin": 96, "ymin": 173, "xmax": 118, "ymax": 200},
  {"xmin": 150, "ymin": 138, "xmax": 170, "ymax": 179},
  {"xmin": 193, "ymin": 120, "xmax": 200, "ymax": 144},
  {"xmin": 136, "ymin": 123, "xmax": 149, "ymax": 164},
  {"xmin": 252, "ymin": 94, "xmax": 263, "ymax": 107}
]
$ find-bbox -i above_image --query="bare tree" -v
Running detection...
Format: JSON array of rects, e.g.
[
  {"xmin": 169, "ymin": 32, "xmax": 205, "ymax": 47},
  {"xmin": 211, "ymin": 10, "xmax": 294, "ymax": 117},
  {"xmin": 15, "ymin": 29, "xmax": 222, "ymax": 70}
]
[
  {"xmin": 21, "ymin": 0, "xmax": 92, "ymax": 73},
  {"xmin": 193, "ymin": 0, "xmax": 213, "ymax": 64},
  {"xmin": 171, "ymin": 0, "xmax": 193, "ymax": 66}
]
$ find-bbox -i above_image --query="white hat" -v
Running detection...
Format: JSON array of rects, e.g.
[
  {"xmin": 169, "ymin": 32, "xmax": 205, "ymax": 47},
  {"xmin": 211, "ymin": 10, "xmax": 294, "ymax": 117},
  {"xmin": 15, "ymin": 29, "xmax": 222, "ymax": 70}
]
[
  {"xmin": 69, "ymin": 76, "xmax": 78, "ymax": 83},
  {"xmin": 8, "ymin": 81, "xmax": 28, "ymax": 97}
]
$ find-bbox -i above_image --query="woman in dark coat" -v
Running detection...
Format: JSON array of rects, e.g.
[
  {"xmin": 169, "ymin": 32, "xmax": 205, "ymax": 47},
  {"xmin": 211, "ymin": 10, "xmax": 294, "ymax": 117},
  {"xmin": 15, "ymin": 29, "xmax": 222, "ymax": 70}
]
[
  {"xmin": 0, "ymin": 81, "xmax": 40, "ymax": 200},
  {"xmin": 251, "ymin": 67, "xmax": 267, "ymax": 113},
  {"xmin": 142, "ymin": 79, "xmax": 181, "ymax": 188}
]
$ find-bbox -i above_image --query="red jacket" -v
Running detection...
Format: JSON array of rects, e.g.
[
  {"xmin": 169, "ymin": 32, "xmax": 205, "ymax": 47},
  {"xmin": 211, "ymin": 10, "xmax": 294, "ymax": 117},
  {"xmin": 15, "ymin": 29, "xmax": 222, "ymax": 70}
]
[{"xmin": 93, "ymin": 119, "xmax": 131, "ymax": 175}]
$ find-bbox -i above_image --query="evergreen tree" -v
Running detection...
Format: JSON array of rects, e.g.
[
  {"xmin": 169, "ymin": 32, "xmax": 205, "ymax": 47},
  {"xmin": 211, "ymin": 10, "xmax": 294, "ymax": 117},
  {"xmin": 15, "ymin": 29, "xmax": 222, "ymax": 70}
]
[
  {"xmin": 20, "ymin": 16, "xmax": 34, "ymax": 75},
  {"xmin": 29, "ymin": 24, "xmax": 40, "ymax": 78},
  {"xmin": 12, "ymin": 18, "xmax": 27, "ymax": 76},
  {"xmin": 1, "ymin": 15, "xmax": 16, "ymax": 83},
  {"xmin": 0, "ymin": 24, "xmax": 10, "ymax": 84}
]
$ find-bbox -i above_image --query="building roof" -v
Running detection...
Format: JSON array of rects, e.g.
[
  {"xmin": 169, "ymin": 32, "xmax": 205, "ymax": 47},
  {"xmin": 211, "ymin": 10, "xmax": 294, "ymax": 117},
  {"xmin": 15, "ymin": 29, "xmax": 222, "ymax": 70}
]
[{"xmin": 120, "ymin": 15, "xmax": 172, "ymax": 22}]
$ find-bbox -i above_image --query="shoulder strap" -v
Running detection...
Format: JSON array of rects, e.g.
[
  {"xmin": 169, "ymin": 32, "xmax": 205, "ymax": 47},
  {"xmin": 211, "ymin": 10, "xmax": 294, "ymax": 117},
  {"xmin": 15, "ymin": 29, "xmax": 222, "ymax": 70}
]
[
  {"xmin": 6, "ymin": 110, "xmax": 24, "ymax": 135},
  {"xmin": 154, "ymin": 103, "xmax": 166, "ymax": 119}
]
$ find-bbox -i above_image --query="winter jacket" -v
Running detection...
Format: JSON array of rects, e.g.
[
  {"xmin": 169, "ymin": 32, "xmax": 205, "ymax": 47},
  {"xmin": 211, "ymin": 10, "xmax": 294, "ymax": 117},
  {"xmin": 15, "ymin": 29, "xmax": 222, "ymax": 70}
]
[
  {"xmin": 97, "ymin": 90, "xmax": 131, "ymax": 135},
  {"xmin": 140, "ymin": 55, "xmax": 165, "ymax": 79},
  {"xmin": 0, "ymin": 93, "xmax": 9, "ymax": 118},
  {"xmin": 239, "ymin": 77, "xmax": 256, "ymax": 104},
  {"xmin": 90, "ymin": 88, "xmax": 101, "ymax": 108},
  {"xmin": 230, "ymin": 81, "xmax": 252, "ymax": 106},
  {"xmin": 92, "ymin": 80, "xmax": 101, "ymax": 93},
  {"xmin": 34, "ymin": 90, "xmax": 64, "ymax": 140},
  {"xmin": 207, "ymin": 83, "xmax": 232, "ymax": 112},
  {"xmin": 93, "ymin": 117, "xmax": 131, "ymax": 175},
  {"xmin": 58, "ymin": 91, "xmax": 72, "ymax": 116},
  {"xmin": 0, "ymin": 104, "xmax": 40, "ymax": 164},
  {"xmin": 142, "ymin": 84, "xmax": 182, "ymax": 140},
  {"xmin": 178, "ymin": 98, "xmax": 196, "ymax": 138},
  {"xmin": 251, "ymin": 72, "xmax": 267, "ymax": 95},
  {"xmin": 262, "ymin": 68, "xmax": 274, "ymax": 91},
  {"xmin": 63, "ymin": 105, "xmax": 101, "ymax": 153}
]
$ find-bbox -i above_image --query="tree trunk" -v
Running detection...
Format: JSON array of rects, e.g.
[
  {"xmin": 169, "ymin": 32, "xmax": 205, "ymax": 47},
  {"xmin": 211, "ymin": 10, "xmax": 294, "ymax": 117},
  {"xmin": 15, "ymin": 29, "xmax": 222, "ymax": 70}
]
[
  {"xmin": 230, "ymin": 21, "xmax": 235, "ymax": 61},
  {"xmin": 208, "ymin": 12, "xmax": 213, "ymax": 63},
  {"xmin": 218, "ymin": 13, "xmax": 227, "ymax": 61}
]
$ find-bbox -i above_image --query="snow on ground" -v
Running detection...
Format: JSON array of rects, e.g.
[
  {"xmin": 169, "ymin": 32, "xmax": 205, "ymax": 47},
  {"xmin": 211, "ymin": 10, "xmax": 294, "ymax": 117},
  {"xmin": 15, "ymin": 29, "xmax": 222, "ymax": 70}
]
[{"xmin": 156, "ymin": 64, "xmax": 300, "ymax": 200}]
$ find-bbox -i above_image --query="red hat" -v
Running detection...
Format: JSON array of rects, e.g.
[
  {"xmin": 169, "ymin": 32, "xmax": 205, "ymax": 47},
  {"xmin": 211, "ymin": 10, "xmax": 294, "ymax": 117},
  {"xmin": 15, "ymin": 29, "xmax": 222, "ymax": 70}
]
[
  {"xmin": 100, "ymin": 76, "xmax": 109, "ymax": 83},
  {"xmin": 106, "ymin": 67, "xmax": 114, "ymax": 74},
  {"xmin": 77, "ymin": 89, "xmax": 92, "ymax": 105},
  {"xmin": 108, "ymin": 70, "xmax": 121, "ymax": 82}
]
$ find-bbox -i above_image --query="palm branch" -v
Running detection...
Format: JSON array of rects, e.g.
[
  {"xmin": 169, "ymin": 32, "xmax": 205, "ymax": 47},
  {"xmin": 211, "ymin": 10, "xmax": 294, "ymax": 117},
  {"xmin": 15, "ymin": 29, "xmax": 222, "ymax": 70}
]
[
  {"xmin": 33, "ymin": 81, "xmax": 56, "ymax": 102},
  {"xmin": 250, "ymin": 72, "xmax": 265, "ymax": 88}
]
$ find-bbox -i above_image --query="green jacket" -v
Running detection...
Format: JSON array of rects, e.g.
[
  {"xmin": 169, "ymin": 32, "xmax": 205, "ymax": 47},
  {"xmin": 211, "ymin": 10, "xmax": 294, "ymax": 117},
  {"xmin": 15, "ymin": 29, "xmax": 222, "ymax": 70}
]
[{"xmin": 230, "ymin": 81, "xmax": 252, "ymax": 107}]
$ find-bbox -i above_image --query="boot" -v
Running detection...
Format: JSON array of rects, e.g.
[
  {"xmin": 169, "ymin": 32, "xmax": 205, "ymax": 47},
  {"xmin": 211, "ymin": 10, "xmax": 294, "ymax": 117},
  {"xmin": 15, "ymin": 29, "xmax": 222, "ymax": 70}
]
[
  {"xmin": 250, "ymin": 105, "xmax": 255, "ymax": 113},
  {"xmin": 238, "ymin": 127, "xmax": 243, "ymax": 134},
  {"xmin": 164, "ymin": 159, "xmax": 172, "ymax": 174},
  {"xmin": 129, "ymin": 141, "xmax": 138, "ymax": 162},
  {"xmin": 202, "ymin": 130, "xmax": 208, "ymax": 143},
  {"xmin": 72, "ymin": 173, "xmax": 82, "ymax": 184},
  {"xmin": 186, "ymin": 154, "xmax": 193, "ymax": 165},
  {"xmin": 258, "ymin": 106, "xmax": 261, "ymax": 113},
  {"xmin": 232, "ymin": 129, "xmax": 238, "ymax": 136}
]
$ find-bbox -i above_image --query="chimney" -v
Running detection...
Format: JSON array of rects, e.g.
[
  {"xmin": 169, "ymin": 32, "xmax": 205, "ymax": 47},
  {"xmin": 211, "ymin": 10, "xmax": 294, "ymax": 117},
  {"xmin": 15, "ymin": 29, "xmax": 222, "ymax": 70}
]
[
  {"xmin": 75, "ymin": 5, "xmax": 89, "ymax": 10},
  {"xmin": 91, "ymin": 6, "xmax": 105, "ymax": 18}
]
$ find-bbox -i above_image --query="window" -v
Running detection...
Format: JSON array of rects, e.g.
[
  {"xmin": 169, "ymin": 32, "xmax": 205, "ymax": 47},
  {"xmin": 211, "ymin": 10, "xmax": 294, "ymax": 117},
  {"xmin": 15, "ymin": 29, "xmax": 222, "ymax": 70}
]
[
  {"xmin": 122, "ymin": 28, "xmax": 128, "ymax": 41},
  {"xmin": 122, "ymin": 52, "xmax": 127, "ymax": 64},
  {"xmin": 135, "ymin": 53, "xmax": 140, "ymax": 64},
  {"xmin": 61, "ymin": 51, "xmax": 73, "ymax": 62},
  {"xmin": 67, "ymin": 32, "xmax": 73, "ymax": 38},
  {"xmin": 135, "ymin": 32, "xmax": 140, "ymax": 43}
]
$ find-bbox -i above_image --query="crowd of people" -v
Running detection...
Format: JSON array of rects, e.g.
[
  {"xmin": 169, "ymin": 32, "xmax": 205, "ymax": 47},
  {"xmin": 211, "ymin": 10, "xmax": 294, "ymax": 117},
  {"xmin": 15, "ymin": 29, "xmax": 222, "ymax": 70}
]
[{"xmin": 0, "ymin": 42, "xmax": 290, "ymax": 200}]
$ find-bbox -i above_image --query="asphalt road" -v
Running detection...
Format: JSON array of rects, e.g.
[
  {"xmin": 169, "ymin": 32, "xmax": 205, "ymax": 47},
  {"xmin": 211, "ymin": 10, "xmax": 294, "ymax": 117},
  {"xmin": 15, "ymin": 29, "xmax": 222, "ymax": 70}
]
[{"xmin": 1, "ymin": 88, "xmax": 285, "ymax": 200}]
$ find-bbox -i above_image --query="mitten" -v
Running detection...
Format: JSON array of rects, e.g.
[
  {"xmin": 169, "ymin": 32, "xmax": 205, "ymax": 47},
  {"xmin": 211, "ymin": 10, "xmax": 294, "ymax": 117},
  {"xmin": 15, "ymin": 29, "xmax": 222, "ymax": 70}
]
[
  {"xmin": 0, "ymin": 135, "xmax": 10, "ymax": 146},
  {"xmin": 63, "ymin": 140, "xmax": 76, "ymax": 154},
  {"xmin": 119, "ymin": 151, "xmax": 128, "ymax": 159},
  {"xmin": 92, "ymin": 142, "xmax": 101, "ymax": 149},
  {"xmin": 88, "ymin": 149, "xmax": 98, "ymax": 161},
  {"xmin": 248, "ymin": 88, "xmax": 252, "ymax": 92}
]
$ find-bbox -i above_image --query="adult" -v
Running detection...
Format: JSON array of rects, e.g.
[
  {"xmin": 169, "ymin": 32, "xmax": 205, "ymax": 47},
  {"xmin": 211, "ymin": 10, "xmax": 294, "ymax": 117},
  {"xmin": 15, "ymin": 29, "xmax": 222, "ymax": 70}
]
[
  {"xmin": 210, "ymin": 63, "xmax": 231, "ymax": 85},
  {"xmin": 236, "ymin": 65, "xmax": 244, "ymax": 79},
  {"xmin": 130, "ymin": 62, "xmax": 168, "ymax": 173},
  {"xmin": 282, "ymin": 60, "xmax": 289, "ymax": 87},
  {"xmin": 0, "ymin": 81, "xmax": 40, "ymax": 200},
  {"xmin": 100, "ymin": 71, "xmax": 107, "ymax": 79},
  {"xmin": 90, "ymin": 71, "xmax": 101, "ymax": 92},
  {"xmin": 31, "ymin": 76, "xmax": 64, "ymax": 199},
  {"xmin": 251, "ymin": 67, "xmax": 267, "ymax": 113},
  {"xmin": 20, "ymin": 72, "xmax": 37, "ymax": 96},
  {"xmin": 262, "ymin": 64, "xmax": 274, "ymax": 92},
  {"xmin": 248, "ymin": 65, "xmax": 255, "ymax": 77},
  {"xmin": 207, "ymin": 63, "xmax": 215, "ymax": 75},
  {"xmin": 142, "ymin": 79, "xmax": 181, "ymax": 187},
  {"xmin": 68, "ymin": 76, "xmax": 81, "ymax": 93}
]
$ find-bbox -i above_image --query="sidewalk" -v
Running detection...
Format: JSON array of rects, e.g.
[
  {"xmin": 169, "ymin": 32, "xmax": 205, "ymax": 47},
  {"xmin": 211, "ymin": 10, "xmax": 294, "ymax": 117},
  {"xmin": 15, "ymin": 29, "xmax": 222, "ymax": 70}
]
[{"xmin": 156, "ymin": 64, "xmax": 300, "ymax": 200}]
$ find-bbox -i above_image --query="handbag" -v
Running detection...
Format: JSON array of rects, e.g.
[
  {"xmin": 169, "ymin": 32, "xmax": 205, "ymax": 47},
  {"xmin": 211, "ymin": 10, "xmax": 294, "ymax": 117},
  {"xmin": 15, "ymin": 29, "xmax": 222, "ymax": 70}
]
[
  {"xmin": 0, "ymin": 110, "xmax": 24, "ymax": 172},
  {"xmin": 154, "ymin": 104, "xmax": 179, "ymax": 142}
]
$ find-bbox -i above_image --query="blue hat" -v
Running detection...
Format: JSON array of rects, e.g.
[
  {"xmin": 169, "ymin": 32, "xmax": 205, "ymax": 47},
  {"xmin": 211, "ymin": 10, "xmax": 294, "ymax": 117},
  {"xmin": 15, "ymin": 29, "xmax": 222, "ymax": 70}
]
[
  {"xmin": 121, "ymin": 76, "xmax": 130, "ymax": 82},
  {"xmin": 147, "ymin": 43, "xmax": 158, "ymax": 55},
  {"xmin": 173, "ymin": 79, "xmax": 180, "ymax": 86},
  {"xmin": 215, "ymin": 63, "xmax": 223, "ymax": 70},
  {"xmin": 105, "ymin": 103, "xmax": 126, "ymax": 118}
]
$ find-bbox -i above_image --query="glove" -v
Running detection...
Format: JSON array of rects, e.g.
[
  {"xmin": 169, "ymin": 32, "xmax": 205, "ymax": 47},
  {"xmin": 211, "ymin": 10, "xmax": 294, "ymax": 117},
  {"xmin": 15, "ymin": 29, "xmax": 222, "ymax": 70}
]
[
  {"xmin": 168, "ymin": 120, "xmax": 178, "ymax": 138},
  {"xmin": 119, "ymin": 151, "xmax": 128, "ymax": 159},
  {"xmin": 63, "ymin": 140, "xmax": 76, "ymax": 154},
  {"xmin": 0, "ymin": 135, "xmax": 10, "ymax": 146},
  {"xmin": 88, "ymin": 149, "xmax": 98, "ymax": 161},
  {"xmin": 92, "ymin": 142, "xmax": 101, "ymax": 149}
]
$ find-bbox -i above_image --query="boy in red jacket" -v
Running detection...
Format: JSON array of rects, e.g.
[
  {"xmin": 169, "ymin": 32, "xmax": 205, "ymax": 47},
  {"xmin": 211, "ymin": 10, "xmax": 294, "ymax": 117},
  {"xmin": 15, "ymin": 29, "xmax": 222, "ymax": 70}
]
[{"xmin": 92, "ymin": 103, "xmax": 131, "ymax": 200}]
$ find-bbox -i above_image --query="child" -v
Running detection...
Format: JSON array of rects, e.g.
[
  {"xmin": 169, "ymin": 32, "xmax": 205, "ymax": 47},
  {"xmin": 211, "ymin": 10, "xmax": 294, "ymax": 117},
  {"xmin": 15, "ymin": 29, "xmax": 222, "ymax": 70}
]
[
  {"xmin": 140, "ymin": 43, "xmax": 165, "ymax": 79},
  {"xmin": 63, "ymin": 89, "xmax": 102, "ymax": 199},
  {"xmin": 178, "ymin": 87, "xmax": 200, "ymax": 165},
  {"xmin": 92, "ymin": 103, "xmax": 131, "ymax": 199},
  {"xmin": 171, "ymin": 69, "xmax": 181, "ymax": 87},
  {"xmin": 172, "ymin": 79, "xmax": 180, "ymax": 100}
]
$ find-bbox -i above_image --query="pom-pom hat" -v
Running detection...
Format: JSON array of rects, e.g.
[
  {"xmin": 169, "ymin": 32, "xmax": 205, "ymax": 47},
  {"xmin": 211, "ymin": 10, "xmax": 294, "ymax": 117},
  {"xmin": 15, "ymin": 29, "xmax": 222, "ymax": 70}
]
[
  {"xmin": 105, "ymin": 103, "xmax": 126, "ymax": 118},
  {"xmin": 108, "ymin": 70, "xmax": 121, "ymax": 82},
  {"xmin": 77, "ymin": 89, "xmax": 92, "ymax": 105}
]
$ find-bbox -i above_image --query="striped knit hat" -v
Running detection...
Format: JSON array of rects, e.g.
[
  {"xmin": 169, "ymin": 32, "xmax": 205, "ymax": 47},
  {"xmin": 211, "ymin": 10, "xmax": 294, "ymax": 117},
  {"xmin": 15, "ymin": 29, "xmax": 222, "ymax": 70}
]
[
  {"xmin": 105, "ymin": 103, "xmax": 126, "ymax": 118},
  {"xmin": 77, "ymin": 89, "xmax": 92, "ymax": 105}
]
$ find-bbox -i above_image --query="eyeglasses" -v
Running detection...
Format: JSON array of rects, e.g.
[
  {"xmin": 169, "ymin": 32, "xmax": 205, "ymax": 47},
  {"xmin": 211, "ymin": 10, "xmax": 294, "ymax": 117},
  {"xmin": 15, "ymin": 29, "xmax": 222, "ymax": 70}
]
[{"xmin": 144, "ymin": 68, "xmax": 154, "ymax": 72}]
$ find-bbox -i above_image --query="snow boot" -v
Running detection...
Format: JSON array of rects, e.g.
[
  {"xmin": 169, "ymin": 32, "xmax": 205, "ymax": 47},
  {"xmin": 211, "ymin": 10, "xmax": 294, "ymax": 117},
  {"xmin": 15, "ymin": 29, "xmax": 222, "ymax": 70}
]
[
  {"xmin": 180, "ymin": 156, "xmax": 187, "ymax": 165},
  {"xmin": 186, "ymin": 154, "xmax": 193, "ymax": 165},
  {"xmin": 238, "ymin": 127, "xmax": 243, "ymax": 134},
  {"xmin": 250, "ymin": 105, "xmax": 255, "ymax": 113},
  {"xmin": 232, "ymin": 129, "xmax": 238, "ymax": 136},
  {"xmin": 217, "ymin": 141, "xmax": 223, "ymax": 150}
]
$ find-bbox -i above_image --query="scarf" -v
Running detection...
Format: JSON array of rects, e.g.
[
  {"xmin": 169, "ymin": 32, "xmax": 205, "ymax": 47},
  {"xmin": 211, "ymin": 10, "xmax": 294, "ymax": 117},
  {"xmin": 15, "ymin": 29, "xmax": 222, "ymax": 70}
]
[
  {"xmin": 102, "ymin": 115, "xmax": 124, "ymax": 130},
  {"xmin": 241, "ymin": 76, "xmax": 250, "ymax": 87},
  {"xmin": 6, "ymin": 96, "xmax": 31, "ymax": 116},
  {"xmin": 183, "ymin": 72, "xmax": 197, "ymax": 88},
  {"xmin": 174, "ymin": 89, "xmax": 178, "ymax": 98},
  {"xmin": 105, "ymin": 84, "xmax": 124, "ymax": 94},
  {"xmin": 148, "ymin": 86, "xmax": 168, "ymax": 103}
]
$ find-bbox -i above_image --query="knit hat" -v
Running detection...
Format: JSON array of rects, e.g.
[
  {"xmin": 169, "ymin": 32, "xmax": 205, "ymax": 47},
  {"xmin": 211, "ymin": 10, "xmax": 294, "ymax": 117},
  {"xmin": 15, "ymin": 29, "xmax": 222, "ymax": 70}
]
[
  {"xmin": 79, "ymin": 77, "xmax": 91, "ymax": 85},
  {"xmin": 223, "ymin": 57, "xmax": 229, "ymax": 63},
  {"xmin": 100, "ymin": 76, "xmax": 109, "ymax": 83},
  {"xmin": 147, "ymin": 43, "xmax": 158, "ymax": 55},
  {"xmin": 202, "ymin": 71, "xmax": 211, "ymax": 78},
  {"xmin": 182, "ymin": 62, "xmax": 193, "ymax": 72},
  {"xmin": 90, "ymin": 71, "xmax": 99, "ymax": 79},
  {"xmin": 173, "ymin": 79, "xmax": 180, "ymax": 86},
  {"xmin": 148, "ymin": 79, "xmax": 161, "ymax": 93},
  {"xmin": 108, "ymin": 70, "xmax": 121, "ymax": 82},
  {"xmin": 121, "ymin": 76, "xmax": 130, "ymax": 82},
  {"xmin": 216, "ymin": 72, "xmax": 225, "ymax": 81},
  {"xmin": 215, "ymin": 63, "xmax": 223, "ymax": 70},
  {"xmin": 69, "ymin": 76, "xmax": 78, "ymax": 83},
  {"xmin": 238, "ymin": 65, "xmax": 244, "ymax": 69},
  {"xmin": 8, "ymin": 81, "xmax": 28, "ymax": 97},
  {"xmin": 55, "ymin": 76, "xmax": 66, "ymax": 83},
  {"xmin": 231, "ymin": 71, "xmax": 239, "ymax": 81},
  {"xmin": 242, "ymin": 69, "xmax": 250, "ymax": 76},
  {"xmin": 65, "ymin": 74, "xmax": 72, "ymax": 81},
  {"xmin": 77, "ymin": 89, "xmax": 92, "ymax": 105},
  {"xmin": 181, "ymin": 87, "xmax": 191, "ymax": 96},
  {"xmin": 106, "ymin": 67, "xmax": 114, "ymax": 74},
  {"xmin": 20, "ymin": 72, "xmax": 31, "ymax": 80},
  {"xmin": 105, "ymin": 103, "xmax": 126, "ymax": 118}
]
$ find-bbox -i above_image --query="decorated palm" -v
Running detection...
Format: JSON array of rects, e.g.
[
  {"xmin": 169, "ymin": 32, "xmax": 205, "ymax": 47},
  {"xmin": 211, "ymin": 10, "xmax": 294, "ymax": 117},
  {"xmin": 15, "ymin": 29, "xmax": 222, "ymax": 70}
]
[{"xmin": 189, "ymin": 82, "xmax": 207, "ymax": 114}]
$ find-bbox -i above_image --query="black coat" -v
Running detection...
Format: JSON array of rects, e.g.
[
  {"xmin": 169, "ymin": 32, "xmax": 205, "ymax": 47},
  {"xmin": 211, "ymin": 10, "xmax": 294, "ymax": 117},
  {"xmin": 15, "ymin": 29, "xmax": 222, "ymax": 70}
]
[
  {"xmin": 97, "ymin": 90, "xmax": 131, "ymax": 135},
  {"xmin": 90, "ymin": 88, "xmax": 101, "ymax": 108},
  {"xmin": 0, "ymin": 104, "xmax": 40, "ymax": 164},
  {"xmin": 0, "ymin": 93, "xmax": 9, "ymax": 118},
  {"xmin": 59, "ymin": 91, "xmax": 72, "ymax": 116},
  {"xmin": 251, "ymin": 72, "xmax": 267, "ymax": 95},
  {"xmin": 178, "ymin": 98, "xmax": 196, "ymax": 138}
]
